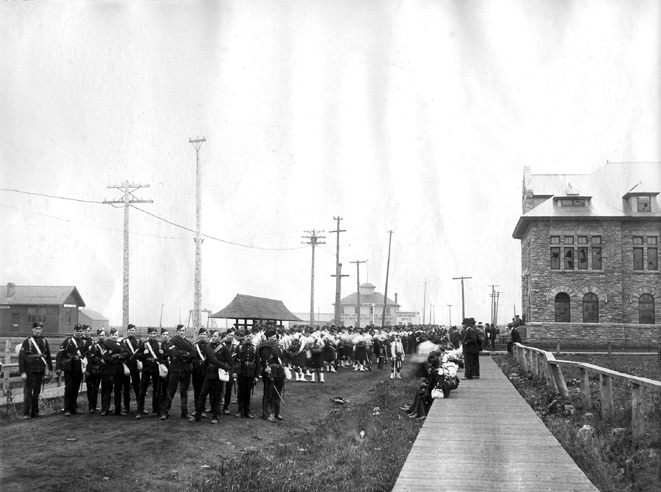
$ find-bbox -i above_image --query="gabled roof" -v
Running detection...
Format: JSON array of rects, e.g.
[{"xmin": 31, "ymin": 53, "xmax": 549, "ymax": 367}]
[
  {"xmin": 209, "ymin": 294, "xmax": 302, "ymax": 321},
  {"xmin": 80, "ymin": 309, "xmax": 108, "ymax": 321},
  {"xmin": 0, "ymin": 285, "xmax": 86, "ymax": 307},
  {"xmin": 339, "ymin": 291, "xmax": 399, "ymax": 307}
]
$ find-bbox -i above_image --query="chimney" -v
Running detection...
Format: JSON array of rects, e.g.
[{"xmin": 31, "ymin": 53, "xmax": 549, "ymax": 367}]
[{"xmin": 7, "ymin": 283, "xmax": 15, "ymax": 297}]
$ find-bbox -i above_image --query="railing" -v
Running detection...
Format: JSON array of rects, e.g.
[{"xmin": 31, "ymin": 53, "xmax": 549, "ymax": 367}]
[{"xmin": 512, "ymin": 342, "xmax": 661, "ymax": 440}]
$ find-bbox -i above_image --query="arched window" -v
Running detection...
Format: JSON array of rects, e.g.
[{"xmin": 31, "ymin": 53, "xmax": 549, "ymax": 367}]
[
  {"xmin": 639, "ymin": 294, "xmax": 655, "ymax": 324},
  {"xmin": 555, "ymin": 293, "xmax": 570, "ymax": 322},
  {"xmin": 583, "ymin": 293, "xmax": 599, "ymax": 323}
]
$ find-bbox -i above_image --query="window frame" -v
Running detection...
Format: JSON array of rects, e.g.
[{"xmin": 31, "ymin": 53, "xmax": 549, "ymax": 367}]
[
  {"xmin": 582, "ymin": 293, "xmax": 599, "ymax": 323},
  {"xmin": 637, "ymin": 196, "xmax": 651, "ymax": 212},
  {"xmin": 554, "ymin": 293, "xmax": 571, "ymax": 322},
  {"xmin": 639, "ymin": 294, "xmax": 655, "ymax": 324}
]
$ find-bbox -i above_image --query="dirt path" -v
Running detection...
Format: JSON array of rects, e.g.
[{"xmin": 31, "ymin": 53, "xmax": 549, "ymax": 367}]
[{"xmin": 0, "ymin": 365, "xmax": 394, "ymax": 491}]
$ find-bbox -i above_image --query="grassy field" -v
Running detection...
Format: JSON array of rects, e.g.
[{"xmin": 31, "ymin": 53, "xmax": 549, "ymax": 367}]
[{"xmin": 494, "ymin": 354, "xmax": 661, "ymax": 492}]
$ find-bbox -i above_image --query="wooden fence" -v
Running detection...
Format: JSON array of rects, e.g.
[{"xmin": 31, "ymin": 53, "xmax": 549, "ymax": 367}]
[
  {"xmin": 512, "ymin": 342, "xmax": 661, "ymax": 440},
  {"xmin": 1, "ymin": 338, "xmax": 65, "ymax": 407}
]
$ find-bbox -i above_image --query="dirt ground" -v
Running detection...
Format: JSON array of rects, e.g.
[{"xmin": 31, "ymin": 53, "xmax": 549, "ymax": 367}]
[{"xmin": 0, "ymin": 364, "xmax": 394, "ymax": 492}]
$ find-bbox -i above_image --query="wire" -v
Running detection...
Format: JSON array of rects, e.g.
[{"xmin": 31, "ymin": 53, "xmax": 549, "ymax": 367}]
[
  {"xmin": 130, "ymin": 205, "xmax": 308, "ymax": 251},
  {"xmin": 0, "ymin": 188, "xmax": 103, "ymax": 204}
]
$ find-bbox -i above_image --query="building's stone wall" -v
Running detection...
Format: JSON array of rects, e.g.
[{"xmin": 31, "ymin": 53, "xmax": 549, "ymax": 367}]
[{"xmin": 526, "ymin": 322, "xmax": 660, "ymax": 345}]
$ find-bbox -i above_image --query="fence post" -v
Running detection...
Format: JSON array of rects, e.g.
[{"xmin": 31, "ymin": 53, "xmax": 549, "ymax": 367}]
[
  {"xmin": 556, "ymin": 340, "xmax": 560, "ymax": 355},
  {"xmin": 631, "ymin": 383, "xmax": 644, "ymax": 440},
  {"xmin": 3, "ymin": 338, "xmax": 10, "ymax": 400},
  {"xmin": 546, "ymin": 355, "xmax": 568, "ymax": 398},
  {"xmin": 600, "ymin": 374, "xmax": 613, "ymax": 420},
  {"xmin": 579, "ymin": 367, "xmax": 591, "ymax": 407}
]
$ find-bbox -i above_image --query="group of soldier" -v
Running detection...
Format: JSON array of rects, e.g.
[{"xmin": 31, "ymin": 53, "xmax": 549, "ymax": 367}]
[{"xmin": 17, "ymin": 320, "xmax": 422, "ymax": 423}]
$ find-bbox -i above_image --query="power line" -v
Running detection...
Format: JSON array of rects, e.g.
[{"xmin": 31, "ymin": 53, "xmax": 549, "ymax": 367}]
[{"xmin": 0, "ymin": 187, "xmax": 103, "ymax": 204}]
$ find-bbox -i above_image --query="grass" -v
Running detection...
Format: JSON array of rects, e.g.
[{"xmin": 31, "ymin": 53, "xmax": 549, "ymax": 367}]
[
  {"xmin": 191, "ymin": 376, "xmax": 423, "ymax": 492},
  {"xmin": 494, "ymin": 354, "xmax": 661, "ymax": 492}
]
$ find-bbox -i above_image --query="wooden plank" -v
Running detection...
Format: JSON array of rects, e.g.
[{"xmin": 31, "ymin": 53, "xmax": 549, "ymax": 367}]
[{"xmin": 393, "ymin": 357, "xmax": 598, "ymax": 491}]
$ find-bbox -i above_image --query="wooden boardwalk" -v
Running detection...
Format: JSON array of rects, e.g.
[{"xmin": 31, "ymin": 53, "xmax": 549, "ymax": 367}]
[{"xmin": 392, "ymin": 356, "xmax": 598, "ymax": 492}]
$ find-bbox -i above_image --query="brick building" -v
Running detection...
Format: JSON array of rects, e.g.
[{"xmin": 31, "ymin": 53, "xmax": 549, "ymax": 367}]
[{"xmin": 512, "ymin": 163, "xmax": 660, "ymax": 344}]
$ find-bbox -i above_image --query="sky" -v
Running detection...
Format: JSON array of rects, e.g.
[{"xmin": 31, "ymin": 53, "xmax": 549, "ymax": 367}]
[{"xmin": 1, "ymin": 0, "xmax": 659, "ymax": 329}]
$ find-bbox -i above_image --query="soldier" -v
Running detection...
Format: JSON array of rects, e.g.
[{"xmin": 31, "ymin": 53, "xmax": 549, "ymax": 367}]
[
  {"xmin": 221, "ymin": 333, "xmax": 237, "ymax": 415},
  {"xmin": 85, "ymin": 329, "xmax": 105, "ymax": 413},
  {"xmin": 161, "ymin": 324, "xmax": 194, "ymax": 420},
  {"xmin": 56, "ymin": 323, "xmax": 86, "ymax": 416},
  {"xmin": 190, "ymin": 330, "xmax": 232, "ymax": 424},
  {"xmin": 134, "ymin": 327, "xmax": 162, "ymax": 419},
  {"xmin": 120, "ymin": 324, "xmax": 141, "ymax": 414},
  {"xmin": 156, "ymin": 328, "xmax": 171, "ymax": 417},
  {"xmin": 100, "ymin": 328, "xmax": 126, "ymax": 416},
  {"xmin": 234, "ymin": 332, "xmax": 257, "ymax": 419},
  {"xmin": 18, "ymin": 322, "xmax": 53, "ymax": 419},
  {"xmin": 256, "ymin": 328, "xmax": 285, "ymax": 422},
  {"xmin": 191, "ymin": 328, "xmax": 209, "ymax": 416}
]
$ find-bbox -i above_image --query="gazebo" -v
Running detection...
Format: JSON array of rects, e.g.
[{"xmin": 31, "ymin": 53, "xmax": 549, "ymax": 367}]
[{"xmin": 209, "ymin": 294, "xmax": 302, "ymax": 331}]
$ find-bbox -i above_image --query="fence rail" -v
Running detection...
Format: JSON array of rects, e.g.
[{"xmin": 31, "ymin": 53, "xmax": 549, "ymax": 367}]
[{"xmin": 512, "ymin": 342, "xmax": 661, "ymax": 440}]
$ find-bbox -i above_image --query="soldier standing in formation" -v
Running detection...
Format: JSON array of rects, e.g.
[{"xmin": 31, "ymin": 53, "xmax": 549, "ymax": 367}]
[
  {"xmin": 18, "ymin": 322, "xmax": 53, "ymax": 419},
  {"xmin": 56, "ymin": 323, "xmax": 85, "ymax": 416}
]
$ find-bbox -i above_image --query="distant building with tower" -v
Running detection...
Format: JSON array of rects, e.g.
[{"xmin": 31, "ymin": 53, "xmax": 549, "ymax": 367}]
[
  {"xmin": 336, "ymin": 282, "xmax": 403, "ymax": 327},
  {"xmin": 512, "ymin": 162, "xmax": 660, "ymax": 344}
]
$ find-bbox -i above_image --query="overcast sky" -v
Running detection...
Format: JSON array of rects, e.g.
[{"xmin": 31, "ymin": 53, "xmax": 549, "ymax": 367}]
[{"xmin": 1, "ymin": 1, "xmax": 659, "ymax": 328}]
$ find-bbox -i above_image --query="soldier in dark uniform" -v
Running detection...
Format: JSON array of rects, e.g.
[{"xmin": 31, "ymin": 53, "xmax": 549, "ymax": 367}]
[
  {"xmin": 56, "ymin": 323, "xmax": 85, "ymax": 416},
  {"xmin": 191, "ymin": 328, "xmax": 209, "ymax": 416},
  {"xmin": 161, "ymin": 324, "xmax": 194, "ymax": 420},
  {"xmin": 156, "ymin": 328, "xmax": 171, "ymax": 417},
  {"xmin": 222, "ymin": 333, "xmax": 237, "ymax": 415},
  {"xmin": 85, "ymin": 329, "xmax": 105, "ymax": 413},
  {"xmin": 18, "ymin": 322, "xmax": 53, "ymax": 419},
  {"xmin": 121, "ymin": 324, "xmax": 141, "ymax": 414},
  {"xmin": 461, "ymin": 318, "xmax": 481, "ymax": 379},
  {"xmin": 135, "ymin": 327, "xmax": 162, "ymax": 419},
  {"xmin": 234, "ymin": 332, "xmax": 257, "ymax": 419},
  {"xmin": 100, "ymin": 328, "xmax": 126, "ymax": 416},
  {"xmin": 256, "ymin": 328, "xmax": 285, "ymax": 422},
  {"xmin": 190, "ymin": 330, "xmax": 232, "ymax": 423}
]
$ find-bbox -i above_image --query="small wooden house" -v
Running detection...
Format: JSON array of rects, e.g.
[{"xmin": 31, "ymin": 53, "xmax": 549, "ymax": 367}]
[{"xmin": 0, "ymin": 283, "xmax": 86, "ymax": 335}]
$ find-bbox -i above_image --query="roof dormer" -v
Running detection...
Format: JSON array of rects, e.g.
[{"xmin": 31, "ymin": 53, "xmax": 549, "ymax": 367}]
[
  {"xmin": 623, "ymin": 182, "xmax": 659, "ymax": 213},
  {"xmin": 553, "ymin": 183, "xmax": 591, "ymax": 207}
]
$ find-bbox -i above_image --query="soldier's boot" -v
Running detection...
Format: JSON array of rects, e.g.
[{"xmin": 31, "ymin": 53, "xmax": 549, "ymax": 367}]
[
  {"xmin": 319, "ymin": 372, "xmax": 325, "ymax": 383},
  {"xmin": 310, "ymin": 372, "xmax": 316, "ymax": 382}
]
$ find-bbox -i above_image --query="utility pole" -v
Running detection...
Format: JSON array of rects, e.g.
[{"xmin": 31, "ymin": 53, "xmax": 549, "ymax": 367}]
[
  {"xmin": 350, "ymin": 260, "xmax": 368, "ymax": 328},
  {"xmin": 302, "ymin": 229, "xmax": 326, "ymax": 327},
  {"xmin": 452, "ymin": 276, "xmax": 472, "ymax": 321},
  {"xmin": 330, "ymin": 216, "xmax": 346, "ymax": 326},
  {"xmin": 447, "ymin": 304, "xmax": 452, "ymax": 326},
  {"xmin": 104, "ymin": 181, "xmax": 152, "ymax": 329},
  {"xmin": 422, "ymin": 281, "xmax": 427, "ymax": 325},
  {"xmin": 330, "ymin": 263, "xmax": 349, "ymax": 326},
  {"xmin": 381, "ymin": 230, "xmax": 394, "ymax": 327},
  {"xmin": 189, "ymin": 137, "xmax": 206, "ymax": 332},
  {"xmin": 488, "ymin": 284, "xmax": 499, "ymax": 327}
]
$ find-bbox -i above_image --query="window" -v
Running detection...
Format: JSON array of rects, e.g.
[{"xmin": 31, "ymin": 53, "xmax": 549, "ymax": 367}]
[
  {"xmin": 649, "ymin": 237, "xmax": 658, "ymax": 245},
  {"xmin": 559, "ymin": 199, "xmax": 586, "ymax": 207},
  {"xmin": 639, "ymin": 294, "xmax": 655, "ymax": 324},
  {"xmin": 648, "ymin": 248, "xmax": 658, "ymax": 270},
  {"xmin": 633, "ymin": 248, "xmax": 644, "ymax": 270},
  {"xmin": 27, "ymin": 307, "xmax": 47, "ymax": 324},
  {"xmin": 637, "ymin": 196, "xmax": 651, "ymax": 212},
  {"xmin": 578, "ymin": 247, "xmax": 588, "ymax": 270},
  {"xmin": 592, "ymin": 247, "xmax": 602, "ymax": 269},
  {"xmin": 583, "ymin": 293, "xmax": 599, "ymax": 323},
  {"xmin": 551, "ymin": 247, "xmax": 560, "ymax": 270},
  {"xmin": 555, "ymin": 293, "xmax": 570, "ymax": 322},
  {"xmin": 633, "ymin": 236, "xmax": 644, "ymax": 245},
  {"xmin": 550, "ymin": 236, "xmax": 561, "ymax": 244},
  {"xmin": 564, "ymin": 236, "xmax": 574, "ymax": 245},
  {"xmin": 591, "ymin": 236, "xmax": 602, "ymax": 245},
  {"xmin": 11, "ymin": 313, "xmax": 19, "ymax": 328},
  {"xmin": 564, "ymin": 248, "xmax": 574, "ymax": 270},
  {"xmin": 577, "ymin": 236, "xmax": 588, "ymax": 245}
]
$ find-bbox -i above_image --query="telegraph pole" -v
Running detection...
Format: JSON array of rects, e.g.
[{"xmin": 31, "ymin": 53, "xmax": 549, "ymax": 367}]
[
  {"xmin": 381, "ymin": 230, "xmax": 394, "ymax": 327},
  {"xmin": 422, "ymin": 281, "xmax": 427, "ymax": 325},
  {"xmin": 330, "ymin": 216, "xmax": 346, "ymax": 326},
  {"xmin": 488, "ymin": 284, "xmax": 499, "ymax": 327},
  {"xmin": 452, "ymin": 276, "xmax": 472, "ymax": 321},
  {"xmin": 350, "ymin": 260, "xmax": 368, "ymax": 328},
  {"xmin": 330, "ymin": 263, "xmax": 349, "ymax": 326},
  {"xmin": 104, "ymin": 181, "xmax": 153, "ymax": 329},
  {"xmin": 302, "ymin": 230, "xmax": 326, "ymax": 327},
  {"xmin": 447, "ymin": 304, "xmax": 452, "ymax": 326},
  {"xmin": 189, "ymin": 137, "xmax": 206, "ymax": 332}
]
